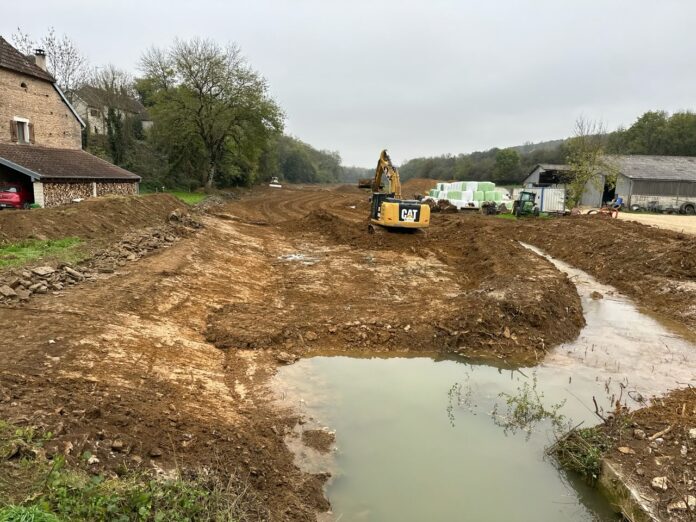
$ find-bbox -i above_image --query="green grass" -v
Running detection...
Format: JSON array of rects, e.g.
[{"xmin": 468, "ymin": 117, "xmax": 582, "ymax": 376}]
[
  {"xmin": 0, "ymin": 420, "xmax": 265, "ymax": 521},
  {"xmin": 139, "ymin": 190, "xmax": 206, "ymax": 205},
  {"xmin": 0, "ymin": 505, "xmax": 60, "ymax": 522},
  {"xmin": 0, "ymin": 238, "xmax": 84, "ymax": 269},
  {"xmin": 166, "ymin": 192, "xmax": 206, "ymax": 205}
]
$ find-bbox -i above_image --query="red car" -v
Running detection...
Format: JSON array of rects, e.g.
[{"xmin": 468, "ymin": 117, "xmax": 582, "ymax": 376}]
[{"xmin": 0, "ymin": 182, "xmax": 33, "ymax": 209}]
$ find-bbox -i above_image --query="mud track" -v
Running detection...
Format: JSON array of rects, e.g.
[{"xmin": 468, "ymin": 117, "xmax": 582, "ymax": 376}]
[{"xmin": 0, "ymin": 186, "xmax": 635, "ymax": 520}]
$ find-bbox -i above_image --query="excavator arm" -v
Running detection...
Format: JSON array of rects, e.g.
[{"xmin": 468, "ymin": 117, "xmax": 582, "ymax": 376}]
[{"xmin": 372, "ymin": 149, "xmax": 402, "ymax": 199}]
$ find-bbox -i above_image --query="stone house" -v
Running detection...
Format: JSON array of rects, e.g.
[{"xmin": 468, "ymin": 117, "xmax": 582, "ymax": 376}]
[
  {"xmin": 72, "ymin": 85, "xmax": 152, "ymax": 136},
  {"xmin": 0, "ymin": 36, "xmax": 140, "ymax": 207}
]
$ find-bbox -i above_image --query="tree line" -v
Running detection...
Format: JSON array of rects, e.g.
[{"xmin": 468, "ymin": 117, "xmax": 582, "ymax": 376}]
[
  {"xmin": 12, "ymin": 28, "xmax": 346, "ymax": 190},
  {"xmin": 395, "ymin": 111, "xmax": 696, "ymax": 185}
]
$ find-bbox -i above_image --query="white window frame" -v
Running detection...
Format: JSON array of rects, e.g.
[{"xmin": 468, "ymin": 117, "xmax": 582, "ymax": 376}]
[{"xmin": 13, "ymin": 117, "xmax": 30, "ymax": 144}]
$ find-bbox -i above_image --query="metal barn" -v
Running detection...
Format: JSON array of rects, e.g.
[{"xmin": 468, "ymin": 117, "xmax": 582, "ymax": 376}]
[
  {"xmin": 610, "ymin": 156, "xmax": 696, "ymax": 214},
  {"xmin": 522, "ymin": 164, "xmax": 605, "ymax": 207}
]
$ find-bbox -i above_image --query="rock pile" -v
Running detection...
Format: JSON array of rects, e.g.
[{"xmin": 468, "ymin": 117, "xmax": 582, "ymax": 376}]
[
  {"xmin": 0, "ymin": 213, "xmax": 202, "ymax": 306},
  {"xmin": 0, "ymin": 265, "xmax": 90, "ymax": 303}
]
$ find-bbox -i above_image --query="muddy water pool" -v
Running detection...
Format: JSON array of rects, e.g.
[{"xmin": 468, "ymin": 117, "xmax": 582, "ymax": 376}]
[{"xmin": 274, "ymin": 250, "xmax": 696, "ymax": 521}]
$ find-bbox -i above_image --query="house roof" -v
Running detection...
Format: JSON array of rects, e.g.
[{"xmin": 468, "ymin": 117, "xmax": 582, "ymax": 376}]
[
  {"xmin": 0, "ymin": 144, "xmax": 140, "ymax": 182},
  {"xmin": 524, "ymin": 163, "xmax": 572, "ymax": 183},
  {"xmin": 75, "ymin": 85, "xmax": 150, "ymax": 119},
  {"xmin": 608, "ymin": 155, "xmax": 696, "ymax": 182},
  {"xmin": 0, "ymin": 36, "xmax": 55, "ymax": 82},
  {"xmin": 537, "ymin": 164, "xmax": 572, "ymax": 171}
]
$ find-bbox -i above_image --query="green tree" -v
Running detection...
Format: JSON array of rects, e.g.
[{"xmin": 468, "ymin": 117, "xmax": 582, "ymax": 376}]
[
  {"xmin": 106, "ymin": 107, "xmax": 125, "ymax": 164},
  {"xmin": 140, "ymin": 38, "xmax": 284, "ymax": 189},
  {"xmin": 620, "ymin": 111, "xmax": 669, "ymax": 154},
  {"xmin": 493, "ymin": 148, "xmax": 521, "ymax": 182}
]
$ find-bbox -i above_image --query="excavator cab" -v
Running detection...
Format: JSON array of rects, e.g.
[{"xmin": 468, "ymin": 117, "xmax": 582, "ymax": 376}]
[{"xmin": 369, "ymin": 150, "xmax": 430, "ymax": 231}]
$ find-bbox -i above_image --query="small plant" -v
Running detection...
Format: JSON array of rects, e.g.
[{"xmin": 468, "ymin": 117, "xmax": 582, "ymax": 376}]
[
  {"xmin": 492, "ymin": 374, "xmax": 567, "ymax": 439},
  {"xmin": 548, "ymin": 426, "xmax": 611, "ymax": 485},
  {"xmin": 446, "ymin": 371, "xmax": 475, "ymax": 426}
]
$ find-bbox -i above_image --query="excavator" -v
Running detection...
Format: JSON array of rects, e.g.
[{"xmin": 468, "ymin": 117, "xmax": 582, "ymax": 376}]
[{"xmin": 368, "ymin": 150, "xmax": 430, "ymax": 232}]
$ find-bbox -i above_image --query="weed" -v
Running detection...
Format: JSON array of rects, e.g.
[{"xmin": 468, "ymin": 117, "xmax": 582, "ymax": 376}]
[
  {"xmin": 0, "ymin": 238, "xmax": 84, "ymax": 269},
  {"xmin": 548, "ymin": 426, "xmax": 611, "ymax": 485},
  {"xmin": 492, "ymin": 374, "xmax": 567, "ymax": 439}
]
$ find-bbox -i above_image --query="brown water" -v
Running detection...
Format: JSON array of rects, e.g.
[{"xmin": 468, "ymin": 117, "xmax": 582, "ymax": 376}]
[{"xmin": 274, "ymin": 248, "xmax": 696, "ymax": 521}]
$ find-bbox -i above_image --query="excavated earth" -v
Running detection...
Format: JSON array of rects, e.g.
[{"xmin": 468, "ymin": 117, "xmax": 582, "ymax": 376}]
[{"xmin": 0, "ymin": 185, "xmax": 694, "ymax": 520}]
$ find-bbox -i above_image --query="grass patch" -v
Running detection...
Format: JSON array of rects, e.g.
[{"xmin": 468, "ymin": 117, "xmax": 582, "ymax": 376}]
[
  {"xmin": 139, "ymin": 190, "xmax": 206, "ymax": 205},
  {"xmin": 167, "ymin": 192, "xmax": 206, "ymax": 205},
  {"xmin": 0, "ymin": 420, "xmax": 266, "ymax": 521},
  {"xmin": 0, "ymin": 238, "xmax": 84, "ymax": 269}
]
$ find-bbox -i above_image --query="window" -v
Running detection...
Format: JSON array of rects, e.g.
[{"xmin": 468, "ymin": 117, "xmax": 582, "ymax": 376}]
[
  {"xmin": 11, "ymin": 118, "xmax": 32, "ymax": 144},
  {"xmin": 90, "ymin": 108, "xmax": 100, "ymax": 117},
  {"xmin": 16, "ymin": 121, "xmax": 28, "ymax": 143}
]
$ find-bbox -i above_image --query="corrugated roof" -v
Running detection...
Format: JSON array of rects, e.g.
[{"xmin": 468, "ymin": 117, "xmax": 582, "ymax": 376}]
[
  {"xmin": 538, "ymin": 164, "xmax": 572, "ymax": 171},
  {"xmin": 0, "ymin": 36, "xmax": 55, "ymax": 82},
  {"xmin": 608, "ymin": 155, "xmax": 696, "ymax": 182},
  {"xmin": 0, "ymin": 144, "xmax": 140, "ymax": 181}
]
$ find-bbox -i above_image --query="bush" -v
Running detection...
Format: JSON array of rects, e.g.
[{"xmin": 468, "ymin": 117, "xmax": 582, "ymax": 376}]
[{"xmin": 549, "ymin": 426, "xmax": 611, "ymax": 485}]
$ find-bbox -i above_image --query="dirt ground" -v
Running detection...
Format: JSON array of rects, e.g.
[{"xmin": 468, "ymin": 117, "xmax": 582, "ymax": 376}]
[
  {"xmin": 1, "ymin": 184, "xmax": 695, "ymax": 520},
  {"xmin": 618, "ymin": 212, "xmax": 696, "ymax": 236},
  {"xmin": 601, "ymin": 388, "xmax": 696, "ymax": 520}
]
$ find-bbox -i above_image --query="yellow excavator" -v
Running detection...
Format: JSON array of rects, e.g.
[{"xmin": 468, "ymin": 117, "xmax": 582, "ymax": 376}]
[{"xmin": 369, "ymin": 149, "xmax": 430, "ymax": 232}]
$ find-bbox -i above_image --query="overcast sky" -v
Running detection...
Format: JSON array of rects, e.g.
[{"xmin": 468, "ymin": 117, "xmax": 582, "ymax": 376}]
[{"xmin": 3, "ymin": 1, "xmax": 696, "ymax": 166}]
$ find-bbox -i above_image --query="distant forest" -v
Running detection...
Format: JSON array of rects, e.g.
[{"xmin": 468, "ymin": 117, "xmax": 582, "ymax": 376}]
[{"xmin": 377, "ymin": 111, "xmax": 696, "ymax": 185}]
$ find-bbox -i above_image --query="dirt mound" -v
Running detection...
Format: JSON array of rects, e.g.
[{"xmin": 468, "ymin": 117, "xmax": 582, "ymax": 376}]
[
  {"xmin": 493, "ymin": 215, "xmax": 696, "ymax": 333},
  {"xmin": 0, "ymin": 194, "xmax": 186, "ymax": 243},
  {"xmin": 284, "ymin": 209, "xmax": 366, "ymax": 245},
  {"xmin": 401, "ymin": 178, "xmax": 438, "ymax": 196},
  {"xmin": 220, "ymin": 209, "xmax": 584, "ymax": 366},
  {"xmin": 205, "ymin": 302, "xmax": 289, "ymax": 349}
]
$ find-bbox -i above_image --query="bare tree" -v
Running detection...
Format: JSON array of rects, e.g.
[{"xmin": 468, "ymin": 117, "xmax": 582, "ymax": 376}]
[
  {"xmin": 565, "ymin": 116, "xmax": 617, "ymax": 208},
  {"xmin": 89, "ymin": 64, "xmax": 136, "ymax": 104},
  {"xmin": 11, "ymin": 27, "xmax": 90, "ymax": 99}
]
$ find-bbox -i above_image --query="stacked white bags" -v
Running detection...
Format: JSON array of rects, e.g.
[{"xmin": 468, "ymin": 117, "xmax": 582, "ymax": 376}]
[{"xmin": 424, "ymin": 181, "xmax": 509, "ymax": 209}]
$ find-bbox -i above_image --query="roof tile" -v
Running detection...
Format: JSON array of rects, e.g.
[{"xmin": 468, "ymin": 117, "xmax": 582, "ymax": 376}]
[
  {"xmin": 0, "ymin": 144, "xmax": 140, "ymax": 181},
  {"xmin": 0, "ymin": 36, "xmax": 55, "ymax": 82}
]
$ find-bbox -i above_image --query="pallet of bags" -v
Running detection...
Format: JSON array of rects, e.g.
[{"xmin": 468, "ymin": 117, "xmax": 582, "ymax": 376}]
[
  {"xmin": 478, "ymin": 181, "xmax": 495, "ymax": 193},
  {"xmin": 484, "ymin": 191, "xmax": 503, "ymax": 203}
]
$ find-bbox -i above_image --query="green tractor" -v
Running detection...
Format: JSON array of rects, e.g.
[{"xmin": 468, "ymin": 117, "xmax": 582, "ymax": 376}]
[{"xmin": 512, "ymin": 191, "xmax": 540, "ymax": 217}]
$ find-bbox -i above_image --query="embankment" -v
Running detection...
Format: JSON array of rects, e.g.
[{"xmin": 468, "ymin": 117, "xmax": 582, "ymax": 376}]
[{"xmin": 0, "ymin": 194, "xmax": 186, "ymax": 243}]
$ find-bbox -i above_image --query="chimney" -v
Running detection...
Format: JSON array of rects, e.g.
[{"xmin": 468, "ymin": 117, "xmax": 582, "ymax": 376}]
[{"xmin": 33, "ymin": 49, "xmax": 47, "ymax": 71}]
